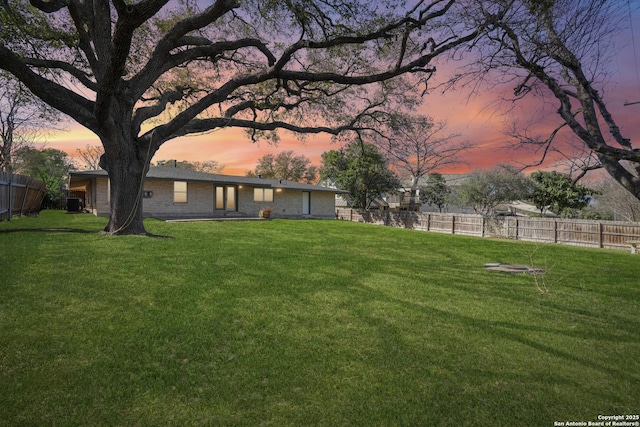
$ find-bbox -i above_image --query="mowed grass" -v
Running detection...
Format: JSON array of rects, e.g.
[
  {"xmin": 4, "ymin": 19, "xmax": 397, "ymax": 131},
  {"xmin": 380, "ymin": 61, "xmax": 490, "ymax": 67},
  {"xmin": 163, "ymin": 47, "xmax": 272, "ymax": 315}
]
[{"xmin": 1, "ymin": 211, "xmax": 639, "ymax": 426}]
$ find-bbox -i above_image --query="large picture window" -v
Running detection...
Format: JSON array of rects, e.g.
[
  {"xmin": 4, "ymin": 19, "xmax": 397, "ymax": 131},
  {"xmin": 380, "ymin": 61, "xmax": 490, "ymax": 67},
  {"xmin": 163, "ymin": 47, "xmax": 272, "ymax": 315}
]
[
  {"xmin": 254, "ymin": 188, "xmax": 274, "ymax": 202},
  {"xmin": 174, "ymin": 181, "xmax": 187, "ymax": 203}
]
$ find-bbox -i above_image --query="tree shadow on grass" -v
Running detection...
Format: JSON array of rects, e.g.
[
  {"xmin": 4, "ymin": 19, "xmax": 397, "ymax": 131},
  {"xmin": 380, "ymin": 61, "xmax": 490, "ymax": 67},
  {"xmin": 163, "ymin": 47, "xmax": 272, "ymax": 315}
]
[
  {"xmin": 353, "ymin": 283, "xmax": 640, "ymax": 381},
  {"xmin": 0, "ymin": 228, "xmax": 172, "ymax": 238},
  {"xmin": 0, "ymin": 228, "xmax": 98, "ymax": 234}
]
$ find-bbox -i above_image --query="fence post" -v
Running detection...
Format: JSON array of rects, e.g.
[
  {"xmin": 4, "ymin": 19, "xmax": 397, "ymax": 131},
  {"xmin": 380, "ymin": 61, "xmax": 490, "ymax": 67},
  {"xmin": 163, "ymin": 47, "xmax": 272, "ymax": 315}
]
[
  {"xmin": 554, "ymin": 219, "xmax": 558, "ymax": 243},
  {"xmin": 599, "ymin": 222, "xmax": 604, "ymax": 248},
  {"xmin": 451, "ymin": 215, "xmax": 456, "ymax": 235},
  {"xmin": 8, "ymin": 176, "xmax": 13, "ymax": 221}
]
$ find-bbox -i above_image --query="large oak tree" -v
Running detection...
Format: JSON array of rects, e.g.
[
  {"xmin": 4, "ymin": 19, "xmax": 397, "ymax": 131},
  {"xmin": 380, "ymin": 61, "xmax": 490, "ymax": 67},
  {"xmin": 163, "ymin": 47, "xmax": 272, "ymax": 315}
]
[{"xmin": 0, "ymin": 0, "xmax": 480, "ymax": 234}]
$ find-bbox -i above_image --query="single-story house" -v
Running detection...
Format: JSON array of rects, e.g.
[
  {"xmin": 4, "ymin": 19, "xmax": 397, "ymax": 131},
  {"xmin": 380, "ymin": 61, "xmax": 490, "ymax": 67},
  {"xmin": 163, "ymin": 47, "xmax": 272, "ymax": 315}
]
[{"xmin": 69, "ymin": 166, "xmax": 347, "ymax": 219}]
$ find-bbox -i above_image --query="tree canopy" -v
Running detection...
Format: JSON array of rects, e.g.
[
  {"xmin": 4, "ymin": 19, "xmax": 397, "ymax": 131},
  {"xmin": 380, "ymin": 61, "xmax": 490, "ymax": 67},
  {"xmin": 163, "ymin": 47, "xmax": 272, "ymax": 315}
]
[
  {"xmin": 0, "ymin": 0, "xmax": 481, "ymax": 234},
  {"xmin": 371, "ymin": 114, "xmax": 466, "ymax": 180},
  {"xmin": 13, "ymin": 146, "xmax": 73, "ymax": 204},
  {"xmin": 454, "ymin": 165, "xmax": 534, "ymax": 216},
  {"xmin": 420, "ymin": 173, "xmax": 451, "ymax": 212},
  {"xmin": 320, "ymin": 140, "xmax": 399, "ymax": 209},
  {"xmin": 369, "ymin": 113, "xmax": 468, "ymax": 210},
  {"xmin": 530, "ymin": 170, "xmax": 596, "ymax": 216},
  {"xmin": 246, "ymin": 150, "xmax": 317, "ymax": 183}
]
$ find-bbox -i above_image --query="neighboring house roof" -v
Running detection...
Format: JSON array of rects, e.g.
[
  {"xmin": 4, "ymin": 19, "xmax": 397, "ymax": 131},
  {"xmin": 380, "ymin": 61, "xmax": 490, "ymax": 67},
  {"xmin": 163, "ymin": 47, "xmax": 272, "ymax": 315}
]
[{"xmin": 70, "ymin": 167, "xmax": 348, "ymax": 194}]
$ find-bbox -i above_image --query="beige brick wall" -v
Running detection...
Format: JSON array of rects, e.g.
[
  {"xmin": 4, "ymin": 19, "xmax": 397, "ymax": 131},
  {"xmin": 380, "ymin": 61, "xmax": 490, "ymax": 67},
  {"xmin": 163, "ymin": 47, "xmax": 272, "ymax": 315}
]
[
  {"xmin": 307, "ymin": 191, "xmax": 337, "ymax": 218},
  {"xmin": 143, "ymin": 180, "xmax": 216, "ymax": 217},
  {"xmin": 94, "ymin": 177, "xmax": 110, "ymax": 216},
  {"xmin": 258, "ymin": 189, "xmax": 336, "ymax": 218},
  {"xmin": 238, "ymin": 186, "xmax": 261, "ymax": 216}
]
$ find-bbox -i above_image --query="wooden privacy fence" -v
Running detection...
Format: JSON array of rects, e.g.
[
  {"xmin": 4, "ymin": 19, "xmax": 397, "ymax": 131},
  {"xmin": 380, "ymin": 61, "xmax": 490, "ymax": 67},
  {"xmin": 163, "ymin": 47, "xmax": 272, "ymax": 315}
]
[
  {"xmin": 335, "ymin": 209, "xmax": 485, "ymax": 237},
  {"xmin": 501, "ymin": 216, "xmax": 640, "ymax": 250},
  {"xmin": 336, "ymin": 208, "xmax": 640, "ymax": 251},
  {"xmin": 0, "ymin": 172, "xmax": 47, "ymax": 221}
]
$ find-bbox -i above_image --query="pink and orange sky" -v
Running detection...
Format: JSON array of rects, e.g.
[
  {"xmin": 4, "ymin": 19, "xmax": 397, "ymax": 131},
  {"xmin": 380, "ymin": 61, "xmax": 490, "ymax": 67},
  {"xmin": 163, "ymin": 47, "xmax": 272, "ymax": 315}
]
[{"xmin": 46, "ymin": 8, "xmax": 640, "ymax": 178}]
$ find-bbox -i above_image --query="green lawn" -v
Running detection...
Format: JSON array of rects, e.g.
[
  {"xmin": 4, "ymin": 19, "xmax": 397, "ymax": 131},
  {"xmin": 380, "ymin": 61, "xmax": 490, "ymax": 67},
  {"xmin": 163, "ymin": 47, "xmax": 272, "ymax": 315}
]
[{"xmin": 1, "ymin": 211, "xmax": 639, "ymax": 426}]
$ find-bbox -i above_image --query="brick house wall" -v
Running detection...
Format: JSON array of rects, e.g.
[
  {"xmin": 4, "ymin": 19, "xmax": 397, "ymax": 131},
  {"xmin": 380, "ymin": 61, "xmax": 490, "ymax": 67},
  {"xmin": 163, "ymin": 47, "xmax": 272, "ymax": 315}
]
[
  {"xmin": 239, "ymin": 186, "xmax": 336, "ymax": 218},
  {"xmin": 143, "ymin": 180, "xmax": 215, "ymax": 217}
]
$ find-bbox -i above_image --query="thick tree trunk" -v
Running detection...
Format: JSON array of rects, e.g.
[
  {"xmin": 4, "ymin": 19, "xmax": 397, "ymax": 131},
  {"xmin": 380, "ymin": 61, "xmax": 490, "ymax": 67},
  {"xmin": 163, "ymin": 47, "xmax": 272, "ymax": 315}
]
[{"xmin": 100, "ymin": 144, "xmax": 150, "ymax": 235}]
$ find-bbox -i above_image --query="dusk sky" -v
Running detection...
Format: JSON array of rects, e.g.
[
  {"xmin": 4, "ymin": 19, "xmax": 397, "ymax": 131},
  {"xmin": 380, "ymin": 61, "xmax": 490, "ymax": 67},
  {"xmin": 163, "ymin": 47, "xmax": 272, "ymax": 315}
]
[{"xmin": 46, "ymin": 4, "xmax": 640, "ymax": 178}]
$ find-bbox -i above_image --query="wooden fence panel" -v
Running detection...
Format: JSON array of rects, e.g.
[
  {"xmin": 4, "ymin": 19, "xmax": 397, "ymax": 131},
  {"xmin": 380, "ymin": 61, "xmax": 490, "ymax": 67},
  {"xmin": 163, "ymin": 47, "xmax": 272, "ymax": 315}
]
[
  {"xmin": 428, "ymin": 213, "xmax": 456, "ymax": 234},
  {"xmin": 453, "ymin": 215, "xmax": 484, "ymax": 236},
  {"xmin": 0, "ymin": 172, "xmax": 47, "ymax": 221},
  {"xmin": 514, "ymin": 218, "xmax": 556, "ymax": 243},
  {"xmin": 557, "ymin": 221, "xmax": 600, "ymax": 247},
  {"xmin": 601, "ymin": 222, "xmax": 640, "ymax": 249}
]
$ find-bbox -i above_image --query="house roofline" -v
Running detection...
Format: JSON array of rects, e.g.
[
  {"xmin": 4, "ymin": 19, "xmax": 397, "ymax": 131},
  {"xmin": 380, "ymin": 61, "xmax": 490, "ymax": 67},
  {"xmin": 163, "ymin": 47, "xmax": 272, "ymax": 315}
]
[{"xmin": 70, "ymin": 167, "xmax": 348, "ymax": 194}]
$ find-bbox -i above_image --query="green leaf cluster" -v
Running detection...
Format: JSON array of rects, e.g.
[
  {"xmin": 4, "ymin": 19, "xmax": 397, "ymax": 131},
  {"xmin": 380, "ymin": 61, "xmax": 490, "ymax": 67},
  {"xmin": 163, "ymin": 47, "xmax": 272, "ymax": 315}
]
[
  {"xmin": 12, "ymin": 147, "xmax": 73, "ymax": 202},
  {"xmin": 530, "ymin": 170, "xmax": 597, "ymax": 216}
]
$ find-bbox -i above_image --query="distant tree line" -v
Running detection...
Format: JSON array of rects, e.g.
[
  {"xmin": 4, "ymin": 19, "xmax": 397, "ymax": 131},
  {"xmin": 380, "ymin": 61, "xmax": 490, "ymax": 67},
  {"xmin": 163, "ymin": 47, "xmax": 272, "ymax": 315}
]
[
  {"xmin": 418, "ymin": 166, "xmax": 630, "ymax": 221},
  {"xmin": 248, "ymin": 142, "xmax": 632, "ymax": 220}
]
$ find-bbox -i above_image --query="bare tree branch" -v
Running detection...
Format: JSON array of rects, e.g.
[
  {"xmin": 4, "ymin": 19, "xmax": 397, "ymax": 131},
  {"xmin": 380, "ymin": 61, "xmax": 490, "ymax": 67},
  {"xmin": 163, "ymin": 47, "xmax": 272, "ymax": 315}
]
[{"xmin": 456, "ymin": 0, "xmax": 640, "ymax": 199}]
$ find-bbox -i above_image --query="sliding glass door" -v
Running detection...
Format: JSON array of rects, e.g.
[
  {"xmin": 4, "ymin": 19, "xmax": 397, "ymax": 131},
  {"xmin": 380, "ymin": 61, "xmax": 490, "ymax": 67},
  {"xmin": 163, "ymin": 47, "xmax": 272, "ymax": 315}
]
[{"xmin": 215, "ymin": 186, "xmax": 236, "ymax": 211}]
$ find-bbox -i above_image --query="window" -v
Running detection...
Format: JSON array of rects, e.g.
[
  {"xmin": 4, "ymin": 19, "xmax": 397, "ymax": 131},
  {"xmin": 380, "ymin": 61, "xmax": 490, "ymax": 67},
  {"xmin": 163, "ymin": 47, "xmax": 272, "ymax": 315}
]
[
  {"xmin": 254, "ymin": 188, "xmax": 274, "ymax": 202},
  {"xmin": 216, "ymin": 186, "xmax": 224, "ymax": 209},
  {"xmin": 174, "ymin": 181, "xmax": 187, "ymax": 203}
]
